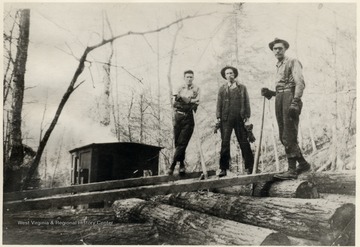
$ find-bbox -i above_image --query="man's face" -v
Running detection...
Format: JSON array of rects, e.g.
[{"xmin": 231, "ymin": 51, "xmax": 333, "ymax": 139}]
[
  {"xmin": 272, "ymin": 43, "xmax": 287, "ymax": 60},
  {"xmin": 225, "ymin": 69, "xmax": 235, "ymax": 82},
  {"xmin": 184, "ymin": 73, "xmax": 194, "ymax": 85}
]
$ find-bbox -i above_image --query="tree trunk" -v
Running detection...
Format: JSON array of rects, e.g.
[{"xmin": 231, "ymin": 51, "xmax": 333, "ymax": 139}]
[
  {"xmin": 99, "ymin": 57, "xmax": 112, "ymax": 126},
  {"xmin": 6, "ymin": 9, "xmax": 30, "ymax": 193},
  {"xmin": 214, "ymin": 179, "xmax": 319, "ymax": 198},
  {"xmin": 152, "ymin": 192, "xmax": 354, "ymax": 244},
  {"xmin": 307, "ymin": 113, "xmax": 317, "ymax": 153},
  {"xmin": 299, "ymin": 171, "xmax": 355, "ymax": 195},
  {"xmin": 112, "ymin": 198, "xmax": 291, "ymax": 246}
]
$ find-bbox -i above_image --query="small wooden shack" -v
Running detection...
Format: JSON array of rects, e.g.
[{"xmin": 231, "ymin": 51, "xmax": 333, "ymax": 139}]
[{"xmin": 69, "ymin": 142, "xmax": 162, "ymax": 185}]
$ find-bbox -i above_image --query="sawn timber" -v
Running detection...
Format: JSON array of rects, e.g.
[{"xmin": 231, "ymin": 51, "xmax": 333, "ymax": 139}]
[{"xmin": 4, "ymin": 172, "xmax": 279, "ymax": 212}]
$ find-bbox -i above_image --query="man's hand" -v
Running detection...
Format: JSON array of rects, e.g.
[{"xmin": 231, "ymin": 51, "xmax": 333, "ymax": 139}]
[
  {"xmin": 288, "ymin": 98, "xmax": 302, "ymax": 119},
  {"xmin": 191, "ymin": 103, "xmax": 198, "ymax": 112},
  {"xmin": 261, "ymin": 88, "xmax": 276, "ymax": 100},
  {"xmin": 214, "ymin": 118, "xmax": 221, "ymax": 134},
  {"xmin": 245, "ymin": 124, "xmax": 256, "ymax": 143}
]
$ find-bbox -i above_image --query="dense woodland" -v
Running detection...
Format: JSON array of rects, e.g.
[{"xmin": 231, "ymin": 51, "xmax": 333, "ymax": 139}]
[{"xmin": 3, "ymin": 3, "xmax": 356, "ymax": 191}]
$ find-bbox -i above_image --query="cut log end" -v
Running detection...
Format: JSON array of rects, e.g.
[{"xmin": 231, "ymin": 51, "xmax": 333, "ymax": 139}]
[
  {"xmin": 112, "ymin": 198, "xmax": 147, "ymax": 223},
  {"xmin": 261, "ymin": 232, "xmax": 291, "ymax": 246},
  {"xmin": 295, "ymin": 181, "xmax": 319, "ymax": 198},
  {"xmin": 254, "ymin": 180, "xmax": 320, "ymax": 198}
]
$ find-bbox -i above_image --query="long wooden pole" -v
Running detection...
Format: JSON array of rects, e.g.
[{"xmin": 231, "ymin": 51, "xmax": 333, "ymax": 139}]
[
  {"xmin": 252, "ymin": 97, "xmax": 266, "ymax": 174},
  {"xmin": 4, "ymin": 173, "xmax": 279, "ymax": 212},
  {"xmin": 192, "ymin": 110, "xmax": 208, "ymax": 179}
]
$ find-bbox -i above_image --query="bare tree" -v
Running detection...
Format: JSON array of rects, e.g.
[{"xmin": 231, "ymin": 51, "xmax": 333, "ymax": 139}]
[
  {"xmin": 127, "ymin": 91, "xmax": 135, "ymax": 142},
  {"xmin": 21, "ymin": 13, "xmax": 208, "ymax": 190},
  {"xmin": 5, "ymin": 9, "xmax": 30, "ymax": 192},
  {"xmin": 3, "ymin": 10, "xmax": 20, "ymax": 105},
  {"xmin": 99, "ymin": 11, "xmax": 114, "ymax": 126},
  {"xmin": 167, "ymin": 21, "xmax": 183, "ymax": 126}
]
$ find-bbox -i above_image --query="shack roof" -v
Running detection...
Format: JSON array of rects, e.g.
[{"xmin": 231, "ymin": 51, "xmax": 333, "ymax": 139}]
[{"xmin": 69, "ymin": 142, "xmax": 163, "ymax": 153}]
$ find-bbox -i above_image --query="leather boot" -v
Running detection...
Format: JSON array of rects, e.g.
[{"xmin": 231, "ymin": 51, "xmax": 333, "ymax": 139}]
[
  {"xmin": 179, "ymin": 161, "xmax": 186, "ymax": 176},
  {"xmin": 219, "ymin": 169, "xmax": 227, "ymax": 177},
  {"xmin": 296, "ymin": 156, "xmax": 311, "ymax": 175},
  {"xmin": 167, "ymin": 162, "xmax": 176, "ymax": 176},
  {"xmin": 274, "ymin": 158, "xmax": 297, "ymax": 180}
]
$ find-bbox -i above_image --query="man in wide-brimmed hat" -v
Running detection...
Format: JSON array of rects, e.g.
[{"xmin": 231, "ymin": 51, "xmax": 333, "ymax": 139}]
[
  {"xmin": 261, "ymin": 38, "xmax": 311, "ymax": 180},
  {"xmin": 216, "ymin": 66, "xmax": 254, "ymax": 177}
]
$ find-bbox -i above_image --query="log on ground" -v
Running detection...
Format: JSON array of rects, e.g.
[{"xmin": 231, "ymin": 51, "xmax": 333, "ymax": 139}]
[
  {"xmin": 299, "ymin": 171, "xmax": 355, "ymax": 195},
  {"xmin": 112, "ymin": 198, "xmax": 291, "ymax": 246},
  {"xmin": 3, "ymin": 207, "xmax": 116, "ymax": 227},
  {"xmin": 213, "ymin": 179, "xmax": 319, "ymax": 198},
  {"xmin": 3, "ymin": 223, "xmax": 159, "ymax": 245},
  {"xmin": 319, "ymin": 193, "xmax": 355, "ymax": 204},
  {"xmin": 152, "ymin": 191, "xmax": 354, "ymax": 244}
]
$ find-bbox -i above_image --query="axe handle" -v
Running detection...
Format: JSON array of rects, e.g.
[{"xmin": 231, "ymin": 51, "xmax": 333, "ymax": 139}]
[{"xmin": 252, "ymin": 97, "xmax": 266, "ymax": 174}]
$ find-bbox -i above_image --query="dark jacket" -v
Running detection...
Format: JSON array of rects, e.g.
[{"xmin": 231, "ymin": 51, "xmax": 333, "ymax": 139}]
[{"xmin": 216, "ymin": 82, "xmax": 251, "ymax": 121}]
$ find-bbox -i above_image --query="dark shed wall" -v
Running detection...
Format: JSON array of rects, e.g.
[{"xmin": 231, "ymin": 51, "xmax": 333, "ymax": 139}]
[
  {"xmin": 98, "ymin": 143, "xmax": 159, "ymax": 180},
  {"xmin": 70, "ymin": 142, "xmax": 161, "ymax": 184}
]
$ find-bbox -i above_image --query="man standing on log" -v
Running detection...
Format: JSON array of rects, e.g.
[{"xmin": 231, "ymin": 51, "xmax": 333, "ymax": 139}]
[
  {"xmin": 168, "ymin": 70, "xmax": 200, "ymax": 176},
  {"xmin": 261, "ymin": 38, "xmax": 310, "ymax": 180},
  {"xmin": 216, "ymin": 66, "xmax": 254, "ymax": 177}
]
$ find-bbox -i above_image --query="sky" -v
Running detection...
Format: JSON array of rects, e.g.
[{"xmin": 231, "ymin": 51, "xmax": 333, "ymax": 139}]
[{"xmin": 3, "ymin": 2, "xmax": 357, "ymax": 156}]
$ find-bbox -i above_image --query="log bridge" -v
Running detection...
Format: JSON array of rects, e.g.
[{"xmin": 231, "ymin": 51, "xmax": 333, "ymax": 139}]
[{"xmin": 3, "ymin": 170, "xmax": 355, "ymax": 245}]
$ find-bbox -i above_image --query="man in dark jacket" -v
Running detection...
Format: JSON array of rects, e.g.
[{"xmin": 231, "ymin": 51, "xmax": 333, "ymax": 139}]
[
  {"xmin": 216, "ymin": 66, "xmax": 254, "ymax": 177},
  {"xmin": 261, "ymin": 38, "xmax": 310, "ymax": 180},
  {"xmin": 168, "ymin": 70, "xmax": 200, "ymax": 176}
]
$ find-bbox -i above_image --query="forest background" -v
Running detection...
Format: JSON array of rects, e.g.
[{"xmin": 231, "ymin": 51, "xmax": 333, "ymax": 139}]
[{"xmin": 3, "ymin": 2, "xmax": 356, "ymax": 189}]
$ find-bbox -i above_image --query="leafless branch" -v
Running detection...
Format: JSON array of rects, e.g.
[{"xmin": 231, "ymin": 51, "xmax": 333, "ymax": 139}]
[
  {"xmin": 39, "ymin": 94, "xmax": 48, "ymax": 143},
  {"xmin": 73, "ymin": 80, "xmax": 86, "ymax": 91},
  {"xmin": 22, "ymin": 12, "xmax": 211, "ymax": 190},
  {"xmin": 88, "ymin": 12, "xmax": 213, "ymax": 51}
]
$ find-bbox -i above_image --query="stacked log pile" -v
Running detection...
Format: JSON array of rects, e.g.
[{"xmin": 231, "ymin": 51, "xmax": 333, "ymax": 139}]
[
  {"xmin": 152, "ymin": 192, "xmax": 354, "ymax": 245},
  {"xmin": 3, "ymin": 171, "xmax": 355, "ymax": 245},
  {"xmin": 112, "ymin": 198, "xmax": 293, "ymax": 245}
]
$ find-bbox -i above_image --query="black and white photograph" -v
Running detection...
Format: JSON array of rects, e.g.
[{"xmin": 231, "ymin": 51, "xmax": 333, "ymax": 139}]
[{"xmin": 2, "ymin": 1, "xmax": 356, "ymax": 245}]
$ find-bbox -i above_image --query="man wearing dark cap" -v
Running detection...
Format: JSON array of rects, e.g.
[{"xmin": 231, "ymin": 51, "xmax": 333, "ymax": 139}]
[
  {"xmin": 168, "ymin": 70, "xmax": 200, "ymax": 176},
  {"xmin": 216, "ymin": 66, "xmax": 254, "ymax": 177},
  {"xmin": 261, "ymin": 38, "xmax": 310, "ymax": 180}
]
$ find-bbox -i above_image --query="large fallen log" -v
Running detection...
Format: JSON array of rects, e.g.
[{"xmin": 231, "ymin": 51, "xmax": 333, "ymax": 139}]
[
  {"xmin": 3, "ymin": 223, "xmax": 159, "ymax": 245},
  {"xmin": 213, "ymin": 179, "xmax": 319, "ymax": 198},
  {"xmin": 3, "ymin": 208, "xmax": 116, "ymax": 227},
  {"xmin": 152, "ymin": 191, "xmax": 354, "ymax": 244},
  {"xmin": 320, "ymin": 193, "xmax": 355, "ymax": 204},
  {"xmin": 299, "ymin": 171, "xmax": 355, "ymax": 195},
  {"xmin": 112, "ymin": 198, "xmax": 292, "ymax": 245},
  {"xmin": 4, "ymin": 172, "xmax": 279, "ymax": 212}
]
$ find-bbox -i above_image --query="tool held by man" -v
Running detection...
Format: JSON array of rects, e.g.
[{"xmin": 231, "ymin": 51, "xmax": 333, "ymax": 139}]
[
  {"xmin": 193, "ymin": 109, "xmax": 208, "ymax": 180},
  {"xmin": 252, "ymin": 97, "xmax": 266, "ymax": 175}
]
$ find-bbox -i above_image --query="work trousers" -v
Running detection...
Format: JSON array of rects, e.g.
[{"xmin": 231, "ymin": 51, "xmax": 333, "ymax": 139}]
[
  {"xmin": 219, "ymin": 116, "xmax": 254, "ymax": 172},
  {"xmin": 172, "ymin": 111, "xmax": 194, "ymax": 163},
  {"xmin": 275, "ymin": 91, "xmax": 302, "ymax": 158}
]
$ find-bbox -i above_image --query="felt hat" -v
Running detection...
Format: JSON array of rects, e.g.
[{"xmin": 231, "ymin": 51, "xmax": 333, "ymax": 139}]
[
  {"xmin": 220, "ymin": 66, "xmax": 238, "ymax": 79},
  {"xmin": 268, "ymin": 38, "xmax": 290, "ymax": 50}
]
